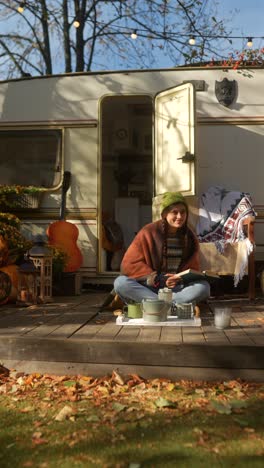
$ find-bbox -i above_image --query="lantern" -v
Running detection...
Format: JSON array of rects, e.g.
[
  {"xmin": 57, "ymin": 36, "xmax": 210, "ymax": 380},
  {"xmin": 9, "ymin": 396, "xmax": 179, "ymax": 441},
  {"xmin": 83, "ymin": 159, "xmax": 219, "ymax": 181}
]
[
  {"xmin": 29, "ymin": 235, "xmax": 53, "ymax": 303},
  {"xmin": 17, "ymin": 258, "xmax": 38, "ymax": 305}
]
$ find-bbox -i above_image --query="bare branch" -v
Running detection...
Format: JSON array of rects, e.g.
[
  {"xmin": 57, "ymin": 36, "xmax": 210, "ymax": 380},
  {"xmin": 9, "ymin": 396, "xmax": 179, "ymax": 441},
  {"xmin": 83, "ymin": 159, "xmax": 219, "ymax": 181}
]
[{"xmin": 0, "ymin": 0, "xmax": 234, "ymax": 78}]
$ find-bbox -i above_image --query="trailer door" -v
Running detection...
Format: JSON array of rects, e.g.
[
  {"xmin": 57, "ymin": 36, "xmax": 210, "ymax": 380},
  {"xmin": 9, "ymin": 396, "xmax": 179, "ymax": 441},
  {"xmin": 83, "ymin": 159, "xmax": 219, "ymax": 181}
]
[{"xmin": 154, "ymin": 82, "xmax": 195, "ymax": 197}]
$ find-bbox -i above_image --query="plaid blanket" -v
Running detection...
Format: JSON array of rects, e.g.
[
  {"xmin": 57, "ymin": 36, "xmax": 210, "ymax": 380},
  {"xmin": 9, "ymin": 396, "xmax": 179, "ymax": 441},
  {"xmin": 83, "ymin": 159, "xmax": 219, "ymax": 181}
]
[
  {"xmin": 196, "ymin": 186, "xmax": 256, "ymax": 286},
  {"xmin": 196, "ymin": 186, "xmax": 256, "ymax": 253}
]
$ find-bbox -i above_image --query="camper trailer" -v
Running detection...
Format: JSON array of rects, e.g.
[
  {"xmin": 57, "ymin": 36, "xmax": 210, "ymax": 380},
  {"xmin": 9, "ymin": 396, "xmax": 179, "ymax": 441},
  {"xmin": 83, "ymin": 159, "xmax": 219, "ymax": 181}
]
[{"xmin": 0, "ymin": 66, "xmax": 263, "ymax": 286}]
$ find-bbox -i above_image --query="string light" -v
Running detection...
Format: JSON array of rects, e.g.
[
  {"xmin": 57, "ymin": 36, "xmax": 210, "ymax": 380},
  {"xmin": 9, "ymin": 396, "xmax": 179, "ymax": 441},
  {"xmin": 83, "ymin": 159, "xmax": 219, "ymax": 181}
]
[
  {"xmin": 73, "ymin": 18, "xmax": 80, "ymax": 28},
  {"xmin": 12, "ymin": 9, "xmax": 261, "ymax": 48},
  {"xmin": 130, "ymin": 30, "xmax": 138, "ymax": 40},
  {"xmin": 247, "ymin": 37, "xmax": 253, "ymax": 48},
  {"xmin": 17, "ymin": 1, "xmax": 25, "ymax": 13},
  {"xmin": 97, "ymin": 22, "xmax": 261, "ymax": 46},
  {"xmin": 189, "ymin": 36, "xmax": 196, "ymax": 45}
]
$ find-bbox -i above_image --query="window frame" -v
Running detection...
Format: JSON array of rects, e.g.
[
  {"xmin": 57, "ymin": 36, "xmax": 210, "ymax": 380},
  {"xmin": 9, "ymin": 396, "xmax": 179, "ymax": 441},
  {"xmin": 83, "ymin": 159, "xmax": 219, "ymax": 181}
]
[{"xmin": 0, "ymin": 127, "xmax": 64, "ymax": 191}]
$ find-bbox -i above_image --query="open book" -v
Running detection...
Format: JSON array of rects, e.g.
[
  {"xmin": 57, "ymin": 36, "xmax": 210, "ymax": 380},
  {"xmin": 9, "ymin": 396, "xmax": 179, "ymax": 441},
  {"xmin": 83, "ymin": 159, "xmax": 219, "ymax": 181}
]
[{"xmin": 177, "ymin": 269, "xmax": 220, "ymax": 283}]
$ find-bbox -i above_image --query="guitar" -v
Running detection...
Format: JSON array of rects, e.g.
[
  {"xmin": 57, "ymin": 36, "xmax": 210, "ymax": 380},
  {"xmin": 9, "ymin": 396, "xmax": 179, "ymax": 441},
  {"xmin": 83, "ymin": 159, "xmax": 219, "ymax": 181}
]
[{"xmin": 47, "ymin": 171, "xmax": 83, "ymax": 272}]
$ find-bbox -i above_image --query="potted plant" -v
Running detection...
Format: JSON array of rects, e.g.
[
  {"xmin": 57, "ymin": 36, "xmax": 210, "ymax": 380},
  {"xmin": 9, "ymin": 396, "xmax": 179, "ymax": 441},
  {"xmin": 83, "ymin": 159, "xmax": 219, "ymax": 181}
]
[
  {"xmin": 50, "ymin": 245, "xmax": 69, "ymax": 295},
  {"xmin": 0, "ymin": 215, "xmax": 33, "ymax": 266},
  {"xmin": 0, "ymin": 184, "xmax": 44, "ymax": 210},
  {"xmin": 0, "ymin": 211, "xmax": 33, "ymax": 304}
]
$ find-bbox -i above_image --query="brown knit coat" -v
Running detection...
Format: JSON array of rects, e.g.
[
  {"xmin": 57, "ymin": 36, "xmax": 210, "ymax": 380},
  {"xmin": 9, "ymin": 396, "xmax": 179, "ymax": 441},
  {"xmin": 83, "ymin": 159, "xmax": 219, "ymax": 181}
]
[{"xmin": 121, "ymin": 220, "xmax": 200, "ymax": 279}]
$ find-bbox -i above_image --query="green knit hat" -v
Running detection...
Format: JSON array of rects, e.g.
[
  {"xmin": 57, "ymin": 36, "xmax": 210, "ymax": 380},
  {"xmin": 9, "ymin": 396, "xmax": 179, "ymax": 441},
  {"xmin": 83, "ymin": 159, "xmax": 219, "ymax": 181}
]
[{"xmin": 160, "ymin": 191, "xmax": 188, "ymax": 215}]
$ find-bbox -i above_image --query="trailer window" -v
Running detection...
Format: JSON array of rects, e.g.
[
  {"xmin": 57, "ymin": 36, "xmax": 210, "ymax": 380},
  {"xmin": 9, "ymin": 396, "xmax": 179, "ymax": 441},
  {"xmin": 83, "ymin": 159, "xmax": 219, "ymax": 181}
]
[{"xmin": 0, "ymin": 129, "xmax": 61, "ymax": 188}]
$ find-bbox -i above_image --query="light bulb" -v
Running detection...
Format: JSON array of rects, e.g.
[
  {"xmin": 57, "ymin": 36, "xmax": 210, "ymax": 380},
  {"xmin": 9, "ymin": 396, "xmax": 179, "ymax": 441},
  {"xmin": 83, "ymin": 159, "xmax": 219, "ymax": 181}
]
[
  {"xmin": 131, "ymin": 30, "xmax": 138, "ymax": 40},
  {"xmin": 189, "ymin": 36, "xmax": 196, "ymax": 46},
  {"xmin": 17, "ymin": 2, "xmax": 25, "ymax": 13},
  {"xmin": 73, "ymin": 19, "xmax": 80, "ymax": 28},
  {"xmin": 247, "ymin": 37, "xmax": 253, "ymax": 48}
]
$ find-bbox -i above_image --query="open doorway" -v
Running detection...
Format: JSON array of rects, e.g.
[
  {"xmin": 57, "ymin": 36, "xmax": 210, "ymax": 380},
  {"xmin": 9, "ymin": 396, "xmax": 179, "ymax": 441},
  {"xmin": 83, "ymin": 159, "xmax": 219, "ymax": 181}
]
[{"xmin": 100, "ymin": 95, "xmax": 153, "ymax": 272}]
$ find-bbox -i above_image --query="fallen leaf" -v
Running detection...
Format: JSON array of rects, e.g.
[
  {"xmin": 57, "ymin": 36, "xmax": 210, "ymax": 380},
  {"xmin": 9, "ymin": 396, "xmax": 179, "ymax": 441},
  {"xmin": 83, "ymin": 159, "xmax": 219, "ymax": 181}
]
[
  {"xmin": 166, "ymin": 383, "xmax": 175, "ymax": 392},
  {"xmin": 15, "ymin": 372, "xmax": 25, "ymax": 379},
  {"xmin": 244, "ymin": 427, "xmax": 255, "ymax": 433},
  {"xmin": 128, "ymin": 374, "xmax": 144, "ymax": 384},
  {"xmin": 86, "ymin": 414, "xmax": 100, "ymax": 422},
  {"xmin": 0, "ymin": 364, "xmax": 9, "ymax": 376},
  {"xmin": 197, "ymin": 436, "xmax": 207, "ymax": 447},
  {"xmin": 233, "ymin": 417, "xmax": 249, "ymax": 427},
  {"xmin": 112, "ymin": 370, "xmax": 125, "ymax": 386},
  {"xmin": 0, "ymin": 384, "xmax": 8, "ymax": 394},
  {"xmin": 224, "ymin": 380, "xmax": 242, "ymax": 390},
  {"xmin": 33, "ymin": 421, "xmax": 43, "ymax": 428},
  {"xmin": 32, "ymin": 438, "xmax": 48, "ymax": 446},
  {"xmin": 211, "ymin": 447, "xmax": 220, "ymax": 454},
  {"xmin": 154, "ymin": 397, "xmax": 177, "ymax": 408},
  {"xmin": 55, "ymin": 405, "xmax": 74, "ymax": 421},
  {"xmin": 126, "ymin": 406, "xmax": 138, "ymax": 413},
  {"xmin": 20, "ymin": 406, "xmax": 34, "ymax": 413},
  {"xmin": 10, "ymin": 385, "xmax": 18, "ymax": 393},
  {"xmin": 229, "ymin": 399, "xmax": 248, "ymax": 409},
  {"xmin": 63, "ymin": 380, "xmax": 77, "ymax": 388},
  {"xmin": 78, "ymin": 377, "xmax": 93, "ymax": 387},
  {"xmin": 193, "ymin": 427, "xmax": 203, "ymax": 435},
  {"xmin": 210, "ymin": 400, "xmax": 232, "ymax": 414},
  {"xmin": 6, "ymin": 443, "xmax": 16, "ymax": 449},
  {"xmin": 95, "ymin": 385, "xmax": 109, "ymax": 397},
  {"xmin": 112, "ymin": 402, "xmax": 127, "ymax": 413},
  {"xmin": 17, "ymin": 377, "xmax": 25, "ymax": 386}
]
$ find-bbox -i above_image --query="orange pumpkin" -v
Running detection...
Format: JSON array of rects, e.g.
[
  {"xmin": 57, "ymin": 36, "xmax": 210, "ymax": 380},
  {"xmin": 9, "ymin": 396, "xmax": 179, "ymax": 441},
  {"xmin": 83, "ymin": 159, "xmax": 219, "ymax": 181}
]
[
  {"xmin": 0, "ymin": 235, "xmax": 9, "ymax": 267},
  {"xmin": 0, "ymin": 264, "xmax": 19, "ymax": 303}
]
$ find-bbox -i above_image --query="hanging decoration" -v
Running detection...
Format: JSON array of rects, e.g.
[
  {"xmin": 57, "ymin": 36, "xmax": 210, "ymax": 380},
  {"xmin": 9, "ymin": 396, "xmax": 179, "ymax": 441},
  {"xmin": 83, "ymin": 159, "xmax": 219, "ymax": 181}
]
[
  {"xmin": 13, "ymin": 4, "xmax": 261, "ymax": 47},
  {"xmin": 17, "ymin": 2, "xmax": 25, "ymax": 14},
  {"xmin": 215, "ymin": 78, "xmax": 237, "ymax": 108}
]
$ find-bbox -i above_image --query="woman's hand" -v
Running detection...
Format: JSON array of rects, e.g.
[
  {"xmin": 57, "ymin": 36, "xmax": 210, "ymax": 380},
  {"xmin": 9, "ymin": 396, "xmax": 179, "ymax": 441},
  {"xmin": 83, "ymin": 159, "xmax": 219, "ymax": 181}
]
[{"xmin": 165, "ymin": 273, "xmax": 182, "ymax": 288}]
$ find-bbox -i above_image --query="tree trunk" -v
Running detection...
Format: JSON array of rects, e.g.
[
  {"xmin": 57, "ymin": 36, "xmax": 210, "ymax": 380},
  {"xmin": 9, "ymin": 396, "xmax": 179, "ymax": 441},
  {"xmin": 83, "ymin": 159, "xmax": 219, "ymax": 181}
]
[
  {"xmin": 62, "ymin": 0, "xmax": 72, "ymax": 72},
  {"xmin": 74, "ymin": 0, "xmax": 86, "ymax": 72},
  {"xmin": 39, "ymin": 0, "xmax": 53, "ymax": 74}
]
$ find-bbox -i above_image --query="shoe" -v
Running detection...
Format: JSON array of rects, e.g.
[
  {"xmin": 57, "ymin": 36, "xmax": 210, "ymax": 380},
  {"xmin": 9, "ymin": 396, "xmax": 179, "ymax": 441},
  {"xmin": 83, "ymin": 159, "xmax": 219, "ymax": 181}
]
[{"xmin": 113, "ymin": 309, "xmax": 123, "ymax": 316}]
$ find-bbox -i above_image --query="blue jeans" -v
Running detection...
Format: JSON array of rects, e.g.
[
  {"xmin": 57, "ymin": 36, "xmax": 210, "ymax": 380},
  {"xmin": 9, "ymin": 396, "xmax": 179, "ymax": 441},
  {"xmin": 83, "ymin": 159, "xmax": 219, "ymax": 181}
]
[{"xmin": 114, "ymin": 275, "xmax": 210, "ymax": 305}]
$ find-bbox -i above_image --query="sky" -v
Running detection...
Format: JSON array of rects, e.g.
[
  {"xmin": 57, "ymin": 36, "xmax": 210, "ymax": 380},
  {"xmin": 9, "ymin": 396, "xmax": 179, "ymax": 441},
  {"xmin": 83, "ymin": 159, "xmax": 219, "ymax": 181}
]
[
  {"xmin": 153, "ymin": 0, "xmax": 264, "ymax": 69},
  {"xmin": 1, "ymin": 0, "xmax": 263, "ymax": 75},
  {"xmin": 217, "ymin": 0, "xmax": 264, "ymax": 51}
]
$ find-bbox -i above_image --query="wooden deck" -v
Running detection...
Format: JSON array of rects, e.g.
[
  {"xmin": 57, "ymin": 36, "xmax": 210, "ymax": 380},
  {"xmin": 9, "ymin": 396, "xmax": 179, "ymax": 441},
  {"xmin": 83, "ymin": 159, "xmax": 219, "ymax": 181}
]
[{"xmin": 1, "ymin": 291, "xmax": 264, "ymax": 381}]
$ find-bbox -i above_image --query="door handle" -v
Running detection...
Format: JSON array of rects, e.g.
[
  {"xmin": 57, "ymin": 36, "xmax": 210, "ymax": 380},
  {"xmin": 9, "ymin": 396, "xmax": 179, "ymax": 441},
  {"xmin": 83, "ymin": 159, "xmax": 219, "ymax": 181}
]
[{"xmin": 177, "ymin": 151, "xmax": 195, "ymax": 163}]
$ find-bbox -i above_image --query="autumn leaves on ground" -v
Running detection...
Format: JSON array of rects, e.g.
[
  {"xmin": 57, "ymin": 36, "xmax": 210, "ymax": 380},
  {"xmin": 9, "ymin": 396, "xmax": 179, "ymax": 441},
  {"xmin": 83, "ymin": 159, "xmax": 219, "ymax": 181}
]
[{"xmin": 0, "ymin": 365, "xmax": 264, "ymax": 468}]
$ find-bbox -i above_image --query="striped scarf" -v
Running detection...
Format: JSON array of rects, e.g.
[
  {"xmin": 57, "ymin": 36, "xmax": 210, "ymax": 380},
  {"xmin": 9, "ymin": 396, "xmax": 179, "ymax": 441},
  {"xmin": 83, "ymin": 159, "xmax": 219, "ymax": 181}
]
[{"xmin": 165, "ymin": 234, "xmax": 184, "ymax": 273}]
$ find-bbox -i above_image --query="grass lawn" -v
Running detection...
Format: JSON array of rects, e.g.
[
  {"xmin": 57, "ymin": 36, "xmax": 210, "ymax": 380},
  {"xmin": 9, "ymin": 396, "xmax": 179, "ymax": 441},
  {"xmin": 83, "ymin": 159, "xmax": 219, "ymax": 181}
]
[{"xmin": 0, "ymin": 367, "xmax": 264, "ymax": 467}]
